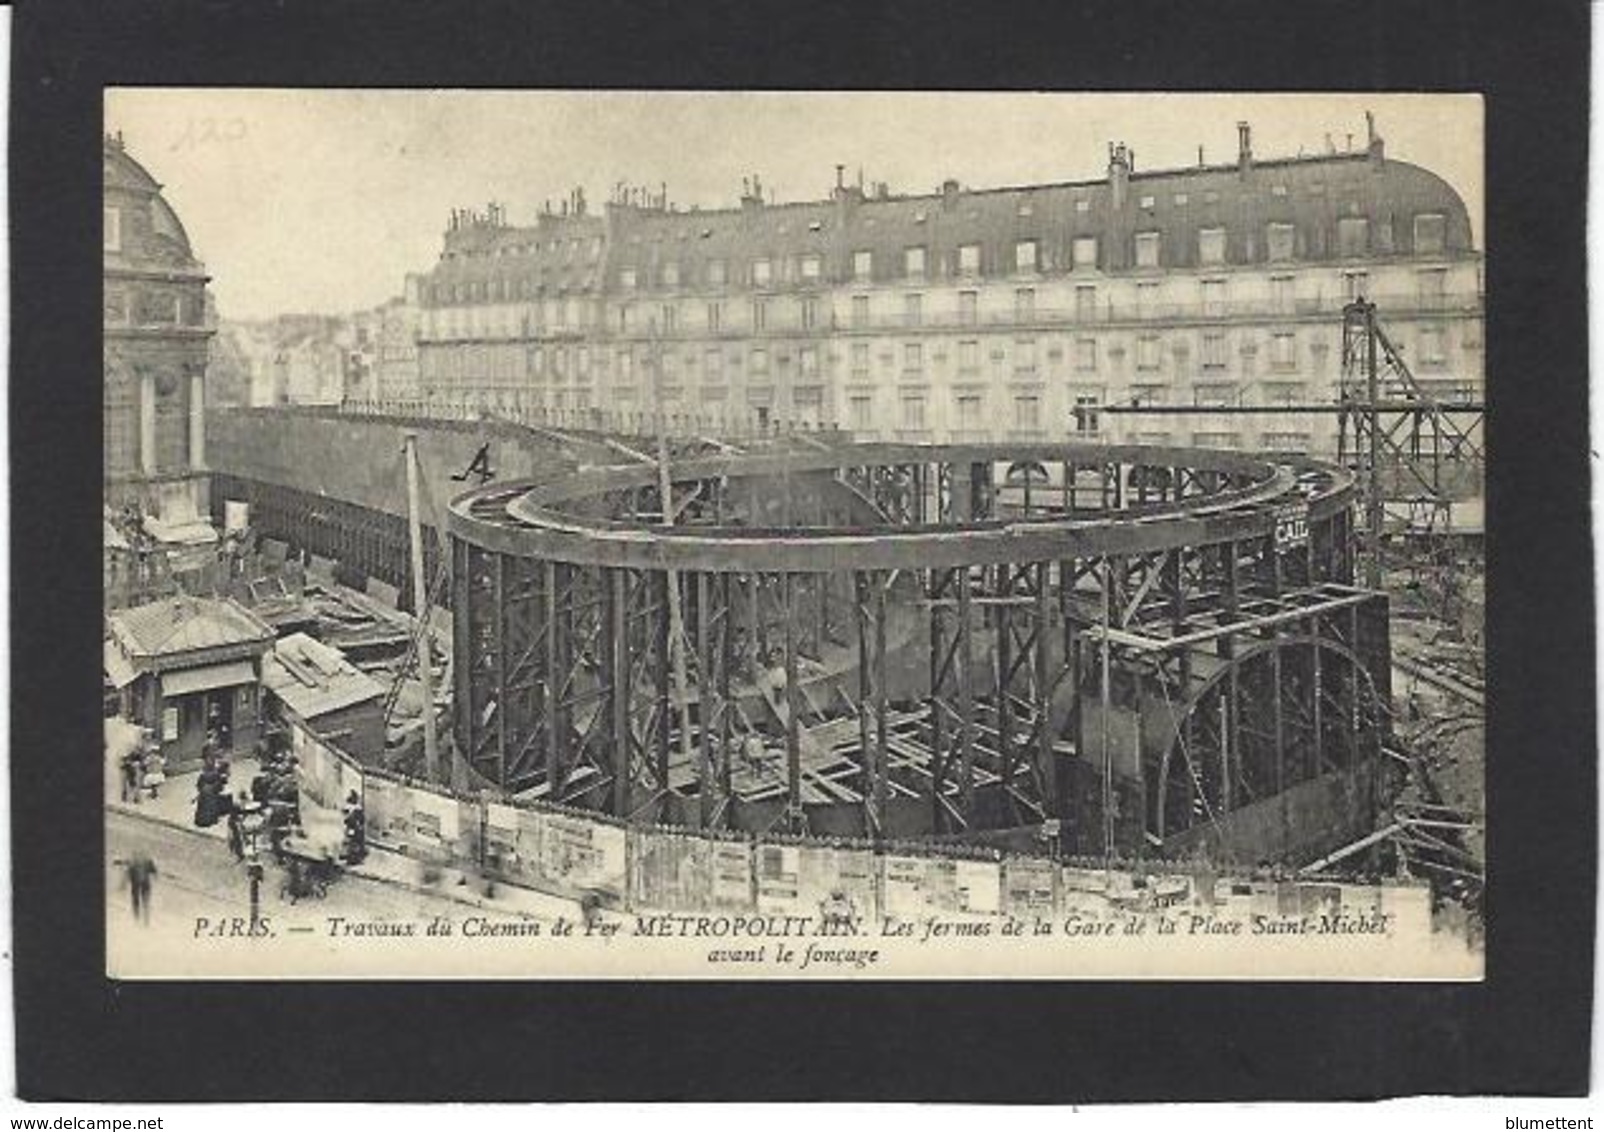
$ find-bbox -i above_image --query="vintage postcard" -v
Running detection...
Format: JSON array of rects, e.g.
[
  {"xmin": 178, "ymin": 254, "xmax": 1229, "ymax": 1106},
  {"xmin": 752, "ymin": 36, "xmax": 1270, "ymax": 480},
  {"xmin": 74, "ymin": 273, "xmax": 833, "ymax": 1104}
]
[{"xmin": 102, "ymin": 89, "xmax": 1484, "ymax": 980}]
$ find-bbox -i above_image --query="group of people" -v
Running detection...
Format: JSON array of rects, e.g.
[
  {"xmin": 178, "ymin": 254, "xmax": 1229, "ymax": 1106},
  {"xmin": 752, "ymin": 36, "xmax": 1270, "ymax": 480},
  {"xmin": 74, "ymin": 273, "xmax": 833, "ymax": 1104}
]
[{"xmin": 117, "ymin": 732, "xmax": 165, "ymax": 805}]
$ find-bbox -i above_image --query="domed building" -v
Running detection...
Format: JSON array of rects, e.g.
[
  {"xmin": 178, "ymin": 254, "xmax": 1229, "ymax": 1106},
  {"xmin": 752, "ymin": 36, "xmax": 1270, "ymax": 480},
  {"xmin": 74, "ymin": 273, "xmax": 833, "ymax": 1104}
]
[{"xmin": 103, "ymin": 133, "xmax": 218, "ymax": 607}]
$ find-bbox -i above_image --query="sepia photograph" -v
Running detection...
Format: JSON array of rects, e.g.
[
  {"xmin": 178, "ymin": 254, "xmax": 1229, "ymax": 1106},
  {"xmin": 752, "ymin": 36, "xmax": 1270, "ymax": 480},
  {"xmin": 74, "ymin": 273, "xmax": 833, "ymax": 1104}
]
[{"xmin": 96, "ymin": 89, "xmax": 1489, "ymax": 981}]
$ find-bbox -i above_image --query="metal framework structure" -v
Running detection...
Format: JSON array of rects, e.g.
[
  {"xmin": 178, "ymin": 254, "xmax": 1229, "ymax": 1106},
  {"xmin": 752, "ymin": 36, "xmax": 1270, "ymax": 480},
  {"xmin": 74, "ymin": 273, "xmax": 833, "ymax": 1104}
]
[{"xmin": 448, "ymin": 441, "xmax": 1392, "ymax": 865}]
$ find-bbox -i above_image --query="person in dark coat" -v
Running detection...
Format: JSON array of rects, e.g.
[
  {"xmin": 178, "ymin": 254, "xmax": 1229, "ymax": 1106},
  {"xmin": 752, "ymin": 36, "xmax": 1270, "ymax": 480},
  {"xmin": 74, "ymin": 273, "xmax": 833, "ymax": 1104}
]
[
  {"xmin": 341, "ymin": 790, "xmax": 366, "ymax": 866},
  {"xmin": 193, "ymin": 764, "xmax": 228, "ymax": 828}
]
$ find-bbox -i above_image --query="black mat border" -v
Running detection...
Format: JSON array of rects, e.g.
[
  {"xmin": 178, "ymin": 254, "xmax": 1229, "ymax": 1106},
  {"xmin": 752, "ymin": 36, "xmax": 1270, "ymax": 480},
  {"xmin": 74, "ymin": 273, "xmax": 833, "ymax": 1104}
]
[{"xmin": 10, "ymin": 0, "xmax": 1593, "ymax": 1103}]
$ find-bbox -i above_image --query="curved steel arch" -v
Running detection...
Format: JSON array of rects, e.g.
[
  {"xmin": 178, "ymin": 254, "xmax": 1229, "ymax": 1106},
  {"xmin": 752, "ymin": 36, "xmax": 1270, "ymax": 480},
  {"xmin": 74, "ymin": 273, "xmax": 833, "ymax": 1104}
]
[{"xmin": 1149, "ymin": 633, "xmax": 1387, "ymax": 842}]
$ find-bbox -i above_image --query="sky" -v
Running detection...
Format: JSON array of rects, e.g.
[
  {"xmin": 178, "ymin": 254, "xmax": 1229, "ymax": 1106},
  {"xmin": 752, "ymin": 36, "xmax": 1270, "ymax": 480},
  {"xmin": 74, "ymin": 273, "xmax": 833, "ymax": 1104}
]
[{"xmin": 105, "ymin": 90, "xmax": 1484, "ymax": 322}]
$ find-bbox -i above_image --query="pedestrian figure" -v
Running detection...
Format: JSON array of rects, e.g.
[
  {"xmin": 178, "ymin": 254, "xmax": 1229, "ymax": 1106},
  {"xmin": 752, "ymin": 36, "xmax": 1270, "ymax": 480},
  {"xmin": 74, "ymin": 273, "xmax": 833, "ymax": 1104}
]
[
  {"xmin": 121, "ymin": 851, "xmax": 158, "ymax": 923},
  {"xmin": 341, "ymin": 790, "xmax": 366, "ymax": 866},
  {"xmin": 141, "ymin": 747, "xmax": 166, "ymax": 800},
  {"xmin": 226, "ymin": 806, "xmax": 246, "ymax": 861},
  {"xmin": 119, "ymin": 749, "xmax": 143, "ymax": 804}
]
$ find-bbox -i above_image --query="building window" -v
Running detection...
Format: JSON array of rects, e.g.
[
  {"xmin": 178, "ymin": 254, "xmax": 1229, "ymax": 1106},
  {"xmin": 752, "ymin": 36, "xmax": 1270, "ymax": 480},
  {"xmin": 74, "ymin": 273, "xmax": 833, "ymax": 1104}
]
[
  {"xmin": 903, "ymin": 342, "xmax": 923, "ymax": 372},
  {"xmin": 1337, "ymin": 217, "xmax": 1370, "ymax": 257},
  {"xmin": 1075, "ymin": 199, "xmax": 1091, "ymax": 214},
  {"xmin": 1266, "ymin": 223, "xmax": 1295, "ymax": 262},
  {"xmin": 750, "ymin": 347, "xmax": 769, "ymax": 375},
  {"xmin": 707, "ymin": 302, "xmax": 722, "ymax": 332},
  {"xmin": 1270, "ymin": 332, "xmax": 1298, "ymax": 372},
  {"xmin": 801, "ymin": 296, "xmax": 820, "ymax": 330},
  {"xmin": 1270, "ymin": 275, "xmax": 1295, "ymax": 314},
  {"xmin": 958, "ymin": 243, "xmax": 981, "ymax": 275},
  {"xmin": 1419, "ymin": 326, "xmax": 1446, "ymax": 364},
  {"xmin": 800, "ymin": 254, "xmax": 822, "ymax": 282},
  {"xmin": 1195, "ymin": 383, "xmax": 1236, "ymax": 407},
  {"xmin": 1072, "ymin": 236, "xmax": 1098, "ymax": 269},
  {"xmin": 1202, "ymin": 333, "xmax": 1228, "ymax": 369},
  {"xmin": 958, "ymin": 340, "xmax": 980, "ymax": 374},
  {"xmin": 853, "ymin": 250, "xmax": 873, "ymax": 281},
  {"xmin": 800, "ymin": 345, "xmax": 819, "ymax": 377},
  {"xmin": 1014, "ymin": 338, "xmax": 1037, "ymax": 373},
  {"xmin": 661, "ymin": 304, "xmax": 678, "ymax": 333},
  {"xmin": 1201, "ymin": 278, "xmax": 1227, "ymax": 317},
  {"xmin": 850, "ymin": 395, "xmax": 874, "ymax": 430},
  {"xmin": 662, "ymin": 262, "xmax": 680, "ymax": 287},
  {"xmin": 620, "ymin": 267, "xmax": 638, "ymax": 290},
  {"xmin": 1136, "ymin": 336, "xmax": 1161, "ymax": 372},
  {"xmin": 753, "ymin": 258, "xmax": 773, "ymax": 287},
  {"xmin": 955, "ymin": 394, "xmax": 984, "ymax": 433},
  {"xmin": 1073, "ymin": 394, "xmax": 1101, "ymax": 435},
  {"xmin": 852, "ymin": 294, "xmax": 870, "ymax": 327},
  {"xmin": 1075, "ymin": 338, "xmax": 1097, "ymax": 372},
  {"xmin": 1135, "ymin": 281, "xmax": 1160, "ymax": 319},
  {"xmin": 752, "ymin": 299, "xmax": 768, "ymax": 332},
  {"xmin": 1173, "ymin": 193, "xmax": 1189, "ymax": 206},
  {"xmin": 904, "ymin": 293, "xmax": 923, "ymax": 327},
  {"xmin": 1343, "ymin": 270, "xmax": 1369, "ymax": 302},
  {"xmin": 708, "ymin": 259, "xmax": 728, "ymax": 286},
  {"xmin": 1417, "ymin": 268, "xmax": 1448, "ymax": 307},
  {"xmin": 901, "ymin": 395, "xmax": 926, "ymax": 430},
  {"xmin": 104, "ymin": 206, "xmax": 121, "ymax": 252},
  {"xmin": 958, "ymin": 290, "xmax": 978, "ymax": 325},
  {"xmin": 1014, "ymin": 395, "xmax": 1041, "ymax": 430},
  {"xmin": 1015, "ymin": 288, "xmax": 1036, "ymax": 322},
  {"xmin": 1193, "ymin": 432, "xmax": 1240, "ymax": 450},
  {"xmin": 905, "ymin": 246, "xmax": 927, "ymax": 280},
  {"xmin": 617, "ymin": 348, "xmax": 634, "ymax": 381},
  {"xmin": 1075, "ymin": 285, "xmax": 1097, "ymax": 322},
  {"xmin": 851, "ymin": 342, "xmax": 870, "ymax": 376},
  {"xmin": 1131, "ymin": 383, "xmax": 1166, "ymax": 406},
  {"xmin": 1414, "ymin": 213, "xmax": 1447, "ymax": 255},
  {"xmin": 1134, "ymin": 232, "xmax": 1160, "ymax": 269},
  {"xmin": 1015, "ymin": 240, "xmax": 1039, "ymax": 273},
  {"xmin": 1199, "ymin": 226, "xmax": 1227, "ymax": 266},
  {"xmin": 618, "ymin": 304, "xmax": 634, "ymax": 334}
]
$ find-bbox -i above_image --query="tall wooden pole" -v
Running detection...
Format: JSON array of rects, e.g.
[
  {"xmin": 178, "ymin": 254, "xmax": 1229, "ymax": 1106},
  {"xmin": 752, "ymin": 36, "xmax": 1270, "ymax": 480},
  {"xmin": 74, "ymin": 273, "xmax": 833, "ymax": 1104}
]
[
  {"xmin": 648, "ymin": 323, "xmax": 697, "ymax": 785},
  {"xmin": 404, "ymin": 432, "xmax": 440, "ymax": 783}
]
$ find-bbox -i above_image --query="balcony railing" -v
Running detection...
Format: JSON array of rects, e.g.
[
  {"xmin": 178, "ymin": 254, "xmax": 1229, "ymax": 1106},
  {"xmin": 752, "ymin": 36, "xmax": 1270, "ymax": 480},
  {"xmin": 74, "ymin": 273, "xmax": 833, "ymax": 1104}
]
[{"xmin": 414, "ymin": 290, "xmax": 1484, "ymax": 346}]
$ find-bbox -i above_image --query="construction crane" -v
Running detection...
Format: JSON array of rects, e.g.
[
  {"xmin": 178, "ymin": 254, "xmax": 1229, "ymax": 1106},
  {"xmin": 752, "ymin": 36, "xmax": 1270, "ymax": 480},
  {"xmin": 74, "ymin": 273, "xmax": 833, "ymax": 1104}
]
[{"xmin": 1100, "ymin": 298, "xmax": 1484, "ymax": 593}]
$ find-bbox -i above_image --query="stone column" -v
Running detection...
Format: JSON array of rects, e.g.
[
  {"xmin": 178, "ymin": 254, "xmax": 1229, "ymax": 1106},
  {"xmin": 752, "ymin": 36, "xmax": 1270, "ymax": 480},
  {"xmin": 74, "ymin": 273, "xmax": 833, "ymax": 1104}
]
[
  {"xmin": 188, "ymin": 369, "xmax": 206, "ymax": 470},
  {"xmin": 139, "ymin": 369, "xmax": 158, "ymax": 475}
]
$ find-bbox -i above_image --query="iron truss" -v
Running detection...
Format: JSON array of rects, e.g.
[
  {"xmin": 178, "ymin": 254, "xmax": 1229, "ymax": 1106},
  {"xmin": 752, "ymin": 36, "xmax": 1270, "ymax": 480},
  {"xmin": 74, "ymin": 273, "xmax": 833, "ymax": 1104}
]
[{"xmin": 448, "ymin": 442, "xmax": 1392, "ymax": 865}]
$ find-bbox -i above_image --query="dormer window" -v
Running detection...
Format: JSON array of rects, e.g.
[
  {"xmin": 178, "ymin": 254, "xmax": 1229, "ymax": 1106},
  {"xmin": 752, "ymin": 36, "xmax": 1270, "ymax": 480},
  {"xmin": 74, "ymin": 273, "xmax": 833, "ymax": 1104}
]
[
  {"xmin": 620, "ymin": 267, "xmax": 638, "ymax": 290},
  {"xmin": 1139, "ymin": 195, "xmax": 1155, "ymax": 210},
  {"xmin": 904, "ymin": 246, "xmax": 927, "ymax": 280},
  {"xmin": 1074, "ymin": 199, "xmax": 1091, "ymax": 214},
  {"xmin": 662, "ymin": 262, "xmax": 680, "ymax": 287},
  {"xmin": 752, "ymin": 257, "xmax": 773, "ymax": 286},
  {"xmin": 104, "ymin": 206, "xmax": 121, "ymax": 252},
  {"xmin": 1014, "ymin": 239, "xmax": 1039, "ymax": 272},
  {"xmin": 958, "ymin": 243, "xmax": 981, "ymax": 275},
  {"xmin": 1198, "ymin": 226, "xmax": 1227, "ymax": 266},
  {"xmin": 1414, "ymin": 213, "xmax": 1447, "ymax": 254}
]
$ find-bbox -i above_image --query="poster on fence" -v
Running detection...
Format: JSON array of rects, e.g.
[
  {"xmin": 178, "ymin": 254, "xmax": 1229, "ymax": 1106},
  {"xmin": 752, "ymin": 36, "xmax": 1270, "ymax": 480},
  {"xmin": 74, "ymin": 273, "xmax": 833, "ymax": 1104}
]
[
  {"xmin": 632, "ymin": 830, "xmax": 712, "ymax": 911},
  {"xmin": 361, "ymin": 776, "xmax": 411, "ymax": 851},
  {"xmin": 707, "ymin": 839, "xmax": 754, "ymax": 910},
  {"xmin": 538, "ymin": 812, "xmax": 627, "ymax": 902}
]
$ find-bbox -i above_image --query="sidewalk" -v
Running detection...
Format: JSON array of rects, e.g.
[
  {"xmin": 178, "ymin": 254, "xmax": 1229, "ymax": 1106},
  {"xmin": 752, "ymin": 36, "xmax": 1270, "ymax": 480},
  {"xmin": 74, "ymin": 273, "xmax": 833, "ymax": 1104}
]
[{"xmin": 104, "ymin": 722, "xmax": 594, "ymax": 925}]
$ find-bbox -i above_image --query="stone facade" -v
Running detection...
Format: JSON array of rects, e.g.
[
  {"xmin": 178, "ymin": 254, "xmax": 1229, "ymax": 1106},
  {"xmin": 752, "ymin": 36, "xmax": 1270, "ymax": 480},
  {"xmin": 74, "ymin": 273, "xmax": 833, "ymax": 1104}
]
[
  {"xmin": 103, "ymin": 133, "xmax": 214, "ymax": 519},
  {"xmin": 410, "ymin": 118, "xmax": 1483, "ymax": 456}
]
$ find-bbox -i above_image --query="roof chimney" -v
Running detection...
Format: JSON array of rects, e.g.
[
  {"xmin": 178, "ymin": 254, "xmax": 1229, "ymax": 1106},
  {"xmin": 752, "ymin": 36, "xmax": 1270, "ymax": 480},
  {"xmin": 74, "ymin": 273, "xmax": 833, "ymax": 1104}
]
[
  {"xmin": 941, "ymin": 178, "xmax": 961, "ymax": 208},
  {"xmin": 1237, "ymin": 121, "xmax": 1253, "ymax": 175},
  {"xmin": 1108, "ymin": 141, "xmax": 1131, "ymax": 210},
  {"xmin": 1365, "ymin": 110, "xmax": 1385, "ymax": 167}
]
